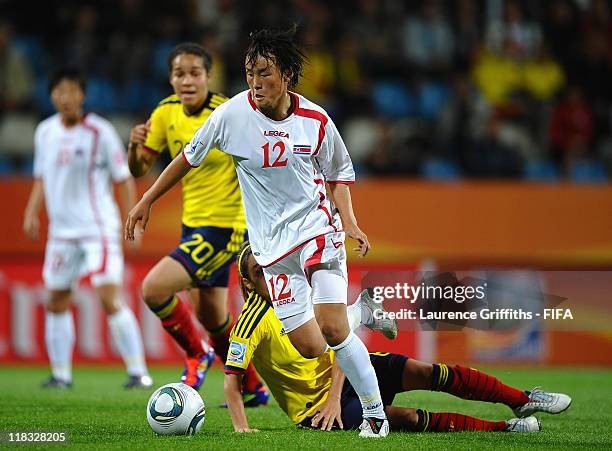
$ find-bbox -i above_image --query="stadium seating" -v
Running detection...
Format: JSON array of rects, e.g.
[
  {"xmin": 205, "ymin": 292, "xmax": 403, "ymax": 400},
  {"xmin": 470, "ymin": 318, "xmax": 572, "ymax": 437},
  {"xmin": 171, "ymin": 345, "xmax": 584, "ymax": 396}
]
[
  {"xmin": 420, "ymin": 158, "xmax": 462, "ymax": 180},
  {"xmin": 524, "ymin": 161, "xmax": 560, "ymax": 181},
  {"xmin": 570, "ymin": 160, "xmax": 609, "ymax": 183}
]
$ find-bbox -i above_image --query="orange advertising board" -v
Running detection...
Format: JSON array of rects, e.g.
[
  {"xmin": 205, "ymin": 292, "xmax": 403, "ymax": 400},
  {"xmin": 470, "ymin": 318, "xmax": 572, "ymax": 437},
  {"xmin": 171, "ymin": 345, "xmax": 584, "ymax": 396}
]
[{"xmin": 2, "ymin": 178, "xmax": 611, "ymax": 265}]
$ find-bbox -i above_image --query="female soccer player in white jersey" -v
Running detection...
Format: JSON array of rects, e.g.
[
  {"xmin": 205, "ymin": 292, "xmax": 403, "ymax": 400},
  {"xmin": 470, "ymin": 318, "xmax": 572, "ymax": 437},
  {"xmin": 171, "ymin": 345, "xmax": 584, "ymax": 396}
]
[
  {"xmin": 125, "ymin": 28, "xmax": 388, "ymax": 437},
  {"xmin": 23, "ymin": 68, "xmax": 152, "ymax": 389}
]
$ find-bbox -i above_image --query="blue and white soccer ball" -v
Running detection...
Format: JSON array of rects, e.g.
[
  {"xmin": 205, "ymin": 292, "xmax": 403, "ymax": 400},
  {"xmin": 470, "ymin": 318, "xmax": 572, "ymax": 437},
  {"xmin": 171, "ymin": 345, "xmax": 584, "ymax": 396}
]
[{"xmin": 146, "ymin": 383, "xmax": 205, "ymax": 435}]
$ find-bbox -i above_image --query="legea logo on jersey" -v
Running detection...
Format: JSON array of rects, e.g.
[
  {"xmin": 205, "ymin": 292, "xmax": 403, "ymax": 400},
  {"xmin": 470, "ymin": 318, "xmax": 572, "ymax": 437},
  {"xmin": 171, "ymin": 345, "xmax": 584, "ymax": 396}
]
[
  {"xmin": 264, "ymin": 130, "xmax": 290, "ymax": 138},
  {"xmin": 293, "ymin": 144, "xmax": 312, "ymax": 156},
  {"xmin": 275, "ymin": 297, "xmax": 296, "ymax": 307}
]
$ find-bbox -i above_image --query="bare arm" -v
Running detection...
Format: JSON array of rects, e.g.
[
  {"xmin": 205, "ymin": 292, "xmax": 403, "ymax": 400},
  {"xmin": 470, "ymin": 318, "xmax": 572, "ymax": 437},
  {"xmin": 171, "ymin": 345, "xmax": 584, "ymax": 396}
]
[
  {"xmin": 328, "ymin": 183, "xmax": 370, "ymax": 257},
  {"xmin": 23, "ymin": 179, "xmax": 44, "ymax": 240},
  {"xmin": 310, "ymin": 355, "xmax": 345, "ymax": 430},
  {"xmin": 127, "ymin": 121, "xmax": 157, "ymax": 177},
  {"xmin": 224, "ymin": 374, "xmax": 259, "ymax": 433},
  {"xmin": 116, "ymin": 177, "xmax": 137, "ymax": 219},
  {"xmin": 329, "ymin": 357, "xmax": 346, "ymax": 401},
  {"xmin": 124, "ymin": 154, "xmax": 190, "ymax": 240}
]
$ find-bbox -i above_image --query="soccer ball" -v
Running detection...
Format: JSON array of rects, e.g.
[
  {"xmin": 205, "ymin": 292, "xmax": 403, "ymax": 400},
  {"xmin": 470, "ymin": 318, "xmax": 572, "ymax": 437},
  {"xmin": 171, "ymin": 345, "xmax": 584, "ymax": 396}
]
[{"xmin": 146, "ymin": 383, "xmax": 205, "ymax": 435}]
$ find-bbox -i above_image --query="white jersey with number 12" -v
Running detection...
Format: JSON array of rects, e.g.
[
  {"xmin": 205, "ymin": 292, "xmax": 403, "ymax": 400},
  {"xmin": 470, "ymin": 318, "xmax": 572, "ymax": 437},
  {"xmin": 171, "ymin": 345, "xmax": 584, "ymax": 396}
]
[
  {"xmin": 182, "ymin": 90, "xmax": 355, "ymax": 266},
  {"xmin": 33, "ymin": 113, "xmax": 131, "ymax": 240}
]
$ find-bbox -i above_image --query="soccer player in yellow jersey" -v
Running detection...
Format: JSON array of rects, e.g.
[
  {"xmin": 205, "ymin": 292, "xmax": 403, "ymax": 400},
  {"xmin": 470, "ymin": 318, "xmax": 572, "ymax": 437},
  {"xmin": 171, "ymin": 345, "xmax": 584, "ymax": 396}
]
[
  {"xmin": 223, "ymin": 242, "xmax": 571, "ymax": 433},
  {"xmin": 127, "ymin": 43, "xmax": 267, "ymax": 403}
]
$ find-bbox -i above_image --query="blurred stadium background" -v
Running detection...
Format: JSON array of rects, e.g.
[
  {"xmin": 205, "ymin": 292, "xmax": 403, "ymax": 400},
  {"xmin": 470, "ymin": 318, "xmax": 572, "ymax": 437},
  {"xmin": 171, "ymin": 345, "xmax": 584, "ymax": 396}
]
[{"xmin": 1, "ymin": 0, "xmax": 611, "ymax": 370}]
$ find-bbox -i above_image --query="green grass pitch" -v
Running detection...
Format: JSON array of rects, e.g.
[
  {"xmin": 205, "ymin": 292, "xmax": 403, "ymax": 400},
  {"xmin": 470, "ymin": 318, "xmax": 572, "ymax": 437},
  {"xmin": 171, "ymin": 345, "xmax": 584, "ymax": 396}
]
[{"xmin": 1, "ymin": 365, "xmax": 610, "ymax": 450}]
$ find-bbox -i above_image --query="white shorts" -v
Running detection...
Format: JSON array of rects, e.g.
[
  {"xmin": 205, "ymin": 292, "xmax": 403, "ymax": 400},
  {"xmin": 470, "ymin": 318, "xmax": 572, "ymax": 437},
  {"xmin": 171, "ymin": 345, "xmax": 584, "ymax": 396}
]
[
  {"xmin": 262, "ymin": 231, "xmax": 348, "ymax": 333},
  {"xmin": 43, "ymin": 237, "xmax": 124, "ymax": 290}
]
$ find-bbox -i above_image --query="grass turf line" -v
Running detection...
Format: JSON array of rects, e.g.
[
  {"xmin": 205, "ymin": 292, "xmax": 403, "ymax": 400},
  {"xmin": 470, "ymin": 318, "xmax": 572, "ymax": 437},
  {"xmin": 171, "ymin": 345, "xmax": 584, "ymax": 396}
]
[{"xmin": 0, "ymin": 365, "xmax": 610, "ymax": 450}]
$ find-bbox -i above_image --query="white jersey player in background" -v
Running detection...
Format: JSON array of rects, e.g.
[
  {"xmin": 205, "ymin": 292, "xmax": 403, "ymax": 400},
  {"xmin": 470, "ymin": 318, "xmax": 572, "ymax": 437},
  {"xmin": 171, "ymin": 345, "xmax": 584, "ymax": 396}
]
[
  {"xmin": 23, "ymin": 68, "xmax": 152, "ymax": 389},
  {"xmin": 126, "ymin": 28, "xmax": 390, "ymax": 437}
]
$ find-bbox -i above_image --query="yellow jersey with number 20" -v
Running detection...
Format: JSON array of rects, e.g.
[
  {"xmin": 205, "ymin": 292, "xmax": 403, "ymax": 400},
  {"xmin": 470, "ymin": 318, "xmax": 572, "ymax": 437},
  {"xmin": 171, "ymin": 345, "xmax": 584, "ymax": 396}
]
[{"xmin": 143, "ymin": 92, "xmax": 245, "ymax": 229}]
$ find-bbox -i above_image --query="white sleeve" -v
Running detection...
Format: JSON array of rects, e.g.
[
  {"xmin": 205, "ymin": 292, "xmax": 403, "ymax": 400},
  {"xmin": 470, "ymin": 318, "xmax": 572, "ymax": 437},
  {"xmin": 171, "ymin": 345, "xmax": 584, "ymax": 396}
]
[
  {"xmin": 182, "ymin": 110, "xmax": 224, "ymax": 167},
  {"xmin": 315, "ymin": 118, "xmax": 355, "ymax": 184},
  {"xmin": 103, "ymin": 124, "xmax": 131, "ymax": 182},
  {"xmin": 33, "ymin": 124, "xmax": 44, "ymax": 178}
]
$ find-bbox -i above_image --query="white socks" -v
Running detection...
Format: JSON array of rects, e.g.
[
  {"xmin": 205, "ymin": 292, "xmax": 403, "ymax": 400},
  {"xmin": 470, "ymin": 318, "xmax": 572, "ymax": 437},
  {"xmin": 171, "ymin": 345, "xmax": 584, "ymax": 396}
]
[
  {"xmin": 347, "ymin": 299, "xmax": 361, "ymax": 331},
  {"xmin": 45, "ymin": 311, "xmax": 75, "ymax": 382},
  {"xmin": 107, "ymin": 306, "xmax": 148, "ymax": 377},
  {"xmin": 331, "ymin": 331, "xmax": 386, "ymax": 419}
]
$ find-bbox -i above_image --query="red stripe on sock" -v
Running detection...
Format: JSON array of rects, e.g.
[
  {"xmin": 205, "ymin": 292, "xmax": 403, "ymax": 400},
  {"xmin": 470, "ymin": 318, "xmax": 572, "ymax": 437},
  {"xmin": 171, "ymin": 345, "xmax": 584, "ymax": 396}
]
[
  {"xmin": 445, "ymin": 365, "xmax": 529, "ymax": 408},
  {"xmin": 209, "ymin": 316, "xmax": 234, "ymax": 363},
  {"xmin": 160, "ymin": 300, "xmax": 204, "ymax": 358},
  {"xmin": 429, "ymin": 413, "xmax": 507, "ymax": 432}
]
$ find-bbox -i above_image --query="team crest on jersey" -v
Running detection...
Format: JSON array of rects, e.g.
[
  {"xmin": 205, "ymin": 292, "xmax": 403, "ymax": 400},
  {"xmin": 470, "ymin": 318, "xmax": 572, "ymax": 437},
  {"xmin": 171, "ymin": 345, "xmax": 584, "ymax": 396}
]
[
  {"xmin": 293, "ymin": 144, "xmax": 312, "ymax": 156},
  {"xmin": 228, "ymin": 341, "xmax": 246, "ymax": 365}
]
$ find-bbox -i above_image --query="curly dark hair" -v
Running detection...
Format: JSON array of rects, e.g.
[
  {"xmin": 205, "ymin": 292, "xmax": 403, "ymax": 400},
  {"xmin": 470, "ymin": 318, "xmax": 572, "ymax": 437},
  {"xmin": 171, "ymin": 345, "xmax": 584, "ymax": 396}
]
[
  {"xmin": 167, "ymin": 42, "xmax": 212, "ymax": 73},
  {"xmin": 245, "ymin": 25, "xmax": 306, "ymax": 88}
]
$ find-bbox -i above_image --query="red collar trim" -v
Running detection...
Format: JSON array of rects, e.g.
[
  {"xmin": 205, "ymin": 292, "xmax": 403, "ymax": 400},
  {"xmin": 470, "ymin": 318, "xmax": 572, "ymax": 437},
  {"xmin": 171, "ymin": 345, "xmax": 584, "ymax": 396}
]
[
  {"xmin": 247, "ymin": 91, "xmax": 257, "ymax": 110},
  {"xmin": 247, "ymin": 91, "xmax": 300, "ymax": 116}
]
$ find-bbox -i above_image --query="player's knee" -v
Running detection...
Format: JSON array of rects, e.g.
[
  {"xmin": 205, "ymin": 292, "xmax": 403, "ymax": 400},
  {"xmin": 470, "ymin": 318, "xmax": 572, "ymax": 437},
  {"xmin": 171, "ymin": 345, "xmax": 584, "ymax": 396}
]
[
  {"xmin": 294, "ymin": 342, "xmax": 326, "ymax": 359},
  {"xmin": 99, "ymin": 298, "xmax": 120, "ymax": 315},
  {"xmin": 141, "ymin": 274, "xmax": 167, "ymax": 307},
  {"xmin": 47, "ymin": 292, "xmax": 72, "ymax": 313},
  {"xmin": 46, "ymin": 301, "xmax": 70, "ymax": 313},
  {"xmin": 318, "ymin": 320, "xmax": 346, "ymax": 346}
]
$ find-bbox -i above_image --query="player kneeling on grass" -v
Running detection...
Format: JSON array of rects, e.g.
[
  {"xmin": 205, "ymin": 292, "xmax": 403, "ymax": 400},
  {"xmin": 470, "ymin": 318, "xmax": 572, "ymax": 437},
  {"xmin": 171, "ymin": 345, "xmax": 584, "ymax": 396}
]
[{"xmin": 223, "ymin": 242, "xmax": 572, "ymax": 433}]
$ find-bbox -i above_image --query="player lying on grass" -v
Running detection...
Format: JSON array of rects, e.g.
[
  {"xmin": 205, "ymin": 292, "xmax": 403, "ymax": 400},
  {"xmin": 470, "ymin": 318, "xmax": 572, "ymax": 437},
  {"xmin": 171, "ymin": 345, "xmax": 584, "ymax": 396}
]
[{"xmin": 223, "ymin": 242, "xmax": 572, "ymax": 433}]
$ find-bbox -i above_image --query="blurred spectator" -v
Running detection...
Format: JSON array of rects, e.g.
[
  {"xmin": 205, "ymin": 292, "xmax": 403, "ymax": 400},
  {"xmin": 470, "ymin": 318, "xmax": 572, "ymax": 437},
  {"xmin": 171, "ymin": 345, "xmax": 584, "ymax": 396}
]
[
  {"xmin": 0, "ymin": 21, "xmax": 33, "ymax": 114},
  {"xmin": 333, "ymin": 33, "xmax": 371, "ymax": 121},
  {"xmin": 296, "ymin": 23, "xmax": 336, "ymax": 108},
  {"xmin": 0, "ymin": 0, "xmax": 610, "ymax": 181},
  {"xmin": 437, "ymin": 74, "xmax": 478, "ymax": 165},
  {"xmin": 347, "ymin": 0, "xmax": 396, "ymax": 77},
  {"xmin": 471, "ymin": 39, "xmax": 522, "ymax": 108},
  {"xmin": 62, "ymin": 5, "xmax": 100, "ymax": 75},
  {"xmin": 452, "ymin": 0, "xmax": 482, "ymax": 71},
  {"xmin": 580, "ymin": 0, "xmax": 612, "ymax": 44},
  {"xmin": 364, "ymin": 120, "xmax": 397, "ymax": 176},
  {"xmin": 549, "ymin": 86, "xmax": 595, "ymax": 176},
  {"xmin": 464, "ymin": 113, "xmax": 524, "ymax": 178},
  {"xmin": 486, "ymin": 0, "xmax": 542, "ymax": 59},
  {"xmin": 363, "ymin": 120, "xmax": 426, "ymax": 176},
  {"xmin": 522, "ymin": 41, "xmax": 565, "ymax": 149},
  {"xmin": 200, "ymin": 29, "xmax": 227, "ymax": 94},
  {"xmin": 543, "ymin": 0, "xmax": 579, "ymax": 70},
  {"xmin": 522, "ymin": 42, "xmax": 565, "ymax": 103},
  {"xmin": 572, "ymin": 4, "xmax": 612, "ymax": 146},
  {"xmin": 401, "ymin": 0, "xmax": 454, "ymax": 72}
]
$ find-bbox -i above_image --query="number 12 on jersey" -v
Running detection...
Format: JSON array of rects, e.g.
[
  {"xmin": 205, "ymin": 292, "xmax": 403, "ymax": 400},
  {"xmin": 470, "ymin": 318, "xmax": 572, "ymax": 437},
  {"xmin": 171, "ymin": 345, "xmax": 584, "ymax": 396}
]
[
  {"xmin": 262, "ymin": 141, "xmax": 288, "ymax": 168},
  {"xmin": 268, "ymin": 274, "xmax": 292, "ymax": 302}
]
